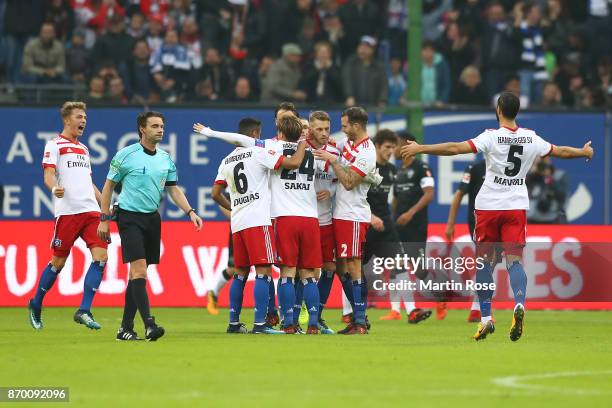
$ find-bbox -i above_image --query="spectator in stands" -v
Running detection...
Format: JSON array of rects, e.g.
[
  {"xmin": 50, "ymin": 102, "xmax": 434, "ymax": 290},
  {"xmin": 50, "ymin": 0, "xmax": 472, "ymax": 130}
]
[
  {"xmin": 240, "ymin": 0, "xmax": 266, "ymax": 60},
  {"xmin": 3, "ymin": 0, "xmax": 44, "ymax": 83},
  {"xmin": 228, "ymin": 76, "xmax": 256, "ymax": 102},
  {"xmin": 385, "ymin": 0, "xmax": 408, "ymax": 60},
  {"xmin": 108, "ymin": 76, "xmax": 128, "ymax": 104},
  {"xmin": 555, "ymin": 53, "xmax": 584, "ymax": 107},
  {"xmin": 576, "ymin": 86, "xmax": 606, "ymax": 108},
  {"xmin": 338, "ymin": 0, "xmax": 381, "ymax": 60},
  {"xmin": 342, "ymin": 35, "xmax": 387, "ymax": 107},
  {"xmin": 168, "ymin": 0, "xmax": 195, "ymax": 27},
  {"xmin": 299, "ymin": 41, "xmax": 343, "ymax": 104},
  {"xmin": 527, "ymin": 158, "xmax": 568, "ymax": 224},
  {"xmin": 261, "ymin": 43, "xmax": 305, "ymax": 104},
  {"xmin": 91, "ymin": 13, "xmax": 135, "ymax": 73},
  {"xmin": 137, "ymin": 0, "xmax": 170, "ymax": 20},
  {"xmin": 126, "ymin": 39, "xmax": 155, "ymax": 102},
  {"xmin": 421, "ymin": 41, "xmax": 450, "ymax": 105},
  {"xmin": 73, "ymin": 0, "xmax": 126, "ymax": 37},
  {"xmin": 191, "ymin": 78, "xmax": 216, "ymax": 102},
  {"xmin": 536, "ymin": 81, "xmax": 563, "ymax": 107},
  {"xmin": 435, "ymin": 21, "xmax": 474, "ymax": 89},
  {"xmin": 66, "ymin": 30, "xmax": 90, "ymax": 83},
  {"xmin": 86, "ymin": 74, "xmax": 106, "ymax": 103},
  {"xmin": 540, "ymin": 0, "xmax": 577, "ymax": 58},
  {"xmin": 480, "ymin": 2, "xmax": 519, "ymax": 98},
  {"xmin": 43, "ymin": 0, "xmax": 75, "ymax": 43},
  {"xmin": 244, "ymin": 55, "xmax": 275, "ymax": 100},
  {"xmin": 451, "ymin": 65, "xmax": 488, "ymax": 106},
  {"xmin": 146, "ymin": 14, "xmax": 165, "ymax": 56},
  {"xmin": 596, "ymin": 56, "xmax": 612, "ymax": 106},
  {"xmin": 297, "ymin": 16, "xmax": 317, "ymax": 59},
  {"xmin": 422, "ymin": 0, "xmax": 453, "ymax": 41},
  {"xmin": 280, "ymin": 0, "xmax": 316, "ymax": 45},
  {"xmin": 200, "ymin": 47, "xmax": 233, "ymax": 101},
  {"xmin": 198, "ymin": 0, "xmax": 232, "ymax": 52},
  {"xmin": 514, "ymin": 1, "xmax": 548, "ymax": 105},
  {"xmin": 21, "ymin": 22, "xmax": 66, "ymax": 84},
  {"xmin": 127, "ymin": 12, "xmax": 147, "ymax": 39},
  {"xmin": 493, "ymin": 75, "xmax": 530, "ymax": 108},
  {"xmin": 314, "ymin": 14, "xmax": 348, "ymax": 67},
  {"xmin": 181, "ymin": 16, "xmax": 203, "ymax": 70},
  {"xmin": 150, "ymin": 28, "xmax": 192, "ymax": 102},
  {"xmin": 387, "ymin": 57, "xmax": 407, "ymax": 106}
]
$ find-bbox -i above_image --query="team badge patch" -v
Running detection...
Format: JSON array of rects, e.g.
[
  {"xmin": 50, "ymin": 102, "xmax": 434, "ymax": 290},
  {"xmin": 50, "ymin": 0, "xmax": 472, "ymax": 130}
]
[
  {"xmin": 268, "ymin": 150, "xmax": 276, "ymax": 155},
  {"xmin": 52, "ymin": 238, "xmax": 62, "ymax": 248}
]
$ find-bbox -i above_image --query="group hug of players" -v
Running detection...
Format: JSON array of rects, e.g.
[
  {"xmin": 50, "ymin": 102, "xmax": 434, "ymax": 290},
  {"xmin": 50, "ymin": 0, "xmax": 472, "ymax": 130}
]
[
  {"xmin": 29, "ymin": 93, "xmax": 593, "ymax": 341},
  {"xmin": 202, "ymin": 102, "xmax": 463, "ymax": 335}
]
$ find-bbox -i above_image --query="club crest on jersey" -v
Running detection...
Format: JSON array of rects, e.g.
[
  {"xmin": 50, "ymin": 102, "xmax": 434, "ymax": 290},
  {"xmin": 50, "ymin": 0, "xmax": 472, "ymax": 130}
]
[
  {"xmin": 52, "ymin": 238, "xmax": 62, "ymax": 248},
  {"xmin": 110, "ymin": 159, "xmax": 120, "ymax": 173},
  {"xmin": 44, "ymin": 151, "xmax": 50, "ymax": 158},
  {"xmin": 268, "ymin": 150, "xmax": 276, "ymax": 156},
  {"xmin": 407, "ymin": 169, "xmax": 414, "ymax": 178},
  {"xmin": 356, "ymin": 158, "xmax": 367, "ymax": 168}
]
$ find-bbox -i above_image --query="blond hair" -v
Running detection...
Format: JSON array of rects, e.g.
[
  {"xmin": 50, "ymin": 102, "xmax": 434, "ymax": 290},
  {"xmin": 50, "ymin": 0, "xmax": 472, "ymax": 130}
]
[
  {"xmin": 60, "ymin": 101, "xmax": 87, "ymax": 119},
  {"xmin": 309, "ymin": 110, "xmax": 330, "ymax": 123}
]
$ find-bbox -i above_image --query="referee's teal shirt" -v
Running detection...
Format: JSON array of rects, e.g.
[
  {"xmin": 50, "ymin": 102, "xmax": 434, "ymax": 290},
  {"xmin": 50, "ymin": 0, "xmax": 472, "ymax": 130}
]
[{"xmin": 107, "ymin": 143, "xmax": 177, "ymax": 213}]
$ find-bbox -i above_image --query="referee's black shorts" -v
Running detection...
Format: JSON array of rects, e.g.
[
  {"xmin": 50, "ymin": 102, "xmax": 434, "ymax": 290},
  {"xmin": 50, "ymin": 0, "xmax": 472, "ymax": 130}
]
[{"xmin": 116, "ymin": 208, "xmax": 161, "ymax": 265}]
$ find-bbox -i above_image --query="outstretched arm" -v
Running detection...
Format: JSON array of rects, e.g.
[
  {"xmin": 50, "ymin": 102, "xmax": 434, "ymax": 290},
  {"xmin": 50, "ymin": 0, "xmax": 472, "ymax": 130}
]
[
  {"xmin": 550, "ymin": 141, "xmax": 593, "ymax": 160},
  {"xmin": 193, "ymin": 123, "xmax": 256, "ymax": 147},
  {"xmin": 400, "ymin": 140, "xmax": 473, "ymax": 160},
  {"xmin": 314, "ymin": 149, "xmax": 363, "ymax": 190}
]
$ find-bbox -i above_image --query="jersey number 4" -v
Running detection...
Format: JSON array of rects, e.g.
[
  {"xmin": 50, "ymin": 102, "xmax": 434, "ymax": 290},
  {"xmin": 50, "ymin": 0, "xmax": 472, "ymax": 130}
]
[
  {"xmin": 504, "ymin": 145, "xmax": 523, "ymax": 177},
  {"xmin": 280, "ymin": 149, "xmax": 315, "ymax": 181}
]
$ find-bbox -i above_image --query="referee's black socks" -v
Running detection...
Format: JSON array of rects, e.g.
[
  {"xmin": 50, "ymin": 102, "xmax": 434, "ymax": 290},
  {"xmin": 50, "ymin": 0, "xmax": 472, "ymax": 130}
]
[
  {"xmin": 121, "ymin": 280, "xmax": 138, "ymax": 330},
  {"xmin": 131, "ymin": 278, "xmax": 152, "ymax": 325}
]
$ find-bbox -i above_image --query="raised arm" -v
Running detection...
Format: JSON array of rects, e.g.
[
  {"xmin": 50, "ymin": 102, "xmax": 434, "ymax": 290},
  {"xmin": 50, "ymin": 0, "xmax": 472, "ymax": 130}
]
[
  {"xmin": 550, "ymin": 141, "xmax": 593, "ymax": 160},
  {"xmin": 193, "ymin": 123, "xmax": 256, "ymax": 147},
  {"xmin": 400, "ymin": 140, "xmax": 473, "ymax": 160},
  {"xmin": 278, "ymin": 140, "xmax": 307, "ymax": 170}
]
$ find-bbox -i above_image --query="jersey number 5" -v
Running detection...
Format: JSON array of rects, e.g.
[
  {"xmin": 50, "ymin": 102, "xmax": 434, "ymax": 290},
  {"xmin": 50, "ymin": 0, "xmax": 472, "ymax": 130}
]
[
  {"xmin": 504, "ymin": 145, "xmax": 523, "ymax": 177},
  {"xmin": 280, "ymin": 149, "xmax": 315, "ymax": 181},
  {"xmin": 233, "ymin": 162, "xmax": 248, "ymax": 194}
]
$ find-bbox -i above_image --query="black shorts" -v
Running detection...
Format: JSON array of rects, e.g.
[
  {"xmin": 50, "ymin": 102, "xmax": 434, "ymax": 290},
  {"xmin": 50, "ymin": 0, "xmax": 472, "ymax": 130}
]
[
  {"xmin": 363, "ymin": 224, "xmax": 402, "ymax": 264},
  {"xmin": 117, "ymin": 208, "xmax": 161, "ymax": 265},
  {"xmin": 396, "ymin": 223, "xmax": 428, "ymax": 259}
]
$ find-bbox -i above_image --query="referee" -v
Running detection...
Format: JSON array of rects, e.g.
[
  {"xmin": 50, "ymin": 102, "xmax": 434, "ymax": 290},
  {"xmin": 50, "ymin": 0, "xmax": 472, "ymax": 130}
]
[{"xmin": 97, "ymin": 111, "xmax": 202, "ymax": 341}]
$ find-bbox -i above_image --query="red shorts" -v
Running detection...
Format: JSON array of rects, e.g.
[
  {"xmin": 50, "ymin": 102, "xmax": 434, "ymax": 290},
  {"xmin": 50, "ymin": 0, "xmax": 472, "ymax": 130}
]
[
  {"xmin": 232, "ymin": 225, "xmax": 276, "ymax": 268},
  {"xmin": 51, "ymin": 211, "xmax": 108, "ymax": 257},
  {"xmin": 274, "ymin": 216, "xmax": 322, "ymax": 268},
  {"xmin": 474, "ymin": 209, "xmax": 526, "ymax": 258},
  {"xmin": 333, "ymin": 218, "xmax": 369, "ymax": 259},
  {"xmin": 320, "ymin": 224, "xmax": 335, "ymax": 263}
]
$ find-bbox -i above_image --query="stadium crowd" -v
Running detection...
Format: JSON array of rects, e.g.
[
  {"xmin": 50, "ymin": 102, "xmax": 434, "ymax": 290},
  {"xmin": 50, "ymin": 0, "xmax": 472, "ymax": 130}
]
[{"xmin": 0, "ymin": 0, "xmax": 611, "ymax": 108}]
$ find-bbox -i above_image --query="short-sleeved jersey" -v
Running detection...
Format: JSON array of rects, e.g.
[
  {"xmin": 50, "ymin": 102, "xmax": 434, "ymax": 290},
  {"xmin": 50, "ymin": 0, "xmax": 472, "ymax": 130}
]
[
  {"xmin": 215, "ymin": 146, "xmax": 284, "ymax": 233},
  {"xmin": 468, "ymin": 127, "xmax": 553, "ymax": 210},
  {"xmin": 367, "ymin": 161, "xmax": 396, "ymax": 221},
  {"xmin": 458, "ymin": 160, "xmax": 486, "ymax": 236},
  {"xmin": 265, "ymin": 139, "xmax": 318, "ymax": 219},
  {"xmin": 333, "ymin": 137, "xmax": 377, "ymax": 222},
  {"xmin": 42, "ymin": 135, "xmax": 99, "ymax": 217},
  {"xmin": 394, "ymin": 159, "xmax": 435, "ymax": 228},
  {"xmin": 107, "ymin": 143, "xmax": 177, "ymax": 213},
  {"xmin": 312, "ymin": 142, "xmax": 340, "ymax": 226}
]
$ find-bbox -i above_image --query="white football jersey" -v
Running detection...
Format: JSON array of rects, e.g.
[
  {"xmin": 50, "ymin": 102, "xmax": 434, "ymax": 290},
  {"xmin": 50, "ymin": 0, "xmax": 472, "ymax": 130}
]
[
  {"xmin": 265, "ymin": 139, "xmax": 318, "ymax": 219},
  {"xmin": 333, "ymin": 137, "xmax": 377, "ymax": 222},
  {"xmin": 312, "ymin": 142, "xmax": 340, "ymax": 226},
  {"xmin": 469, "ymin": 126, "xmax": 553, "ymax": 210},
  {"xmin": 215, "ymin": 146, "xmax": 284, "ymax": 233},
  {"xmin": 42, "ymin": 135, "xmax": 100, "ymax": 217}
]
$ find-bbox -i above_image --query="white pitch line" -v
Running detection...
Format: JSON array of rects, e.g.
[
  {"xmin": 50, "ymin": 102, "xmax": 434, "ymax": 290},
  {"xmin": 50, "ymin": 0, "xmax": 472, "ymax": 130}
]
[{"xmin": 492, "ymin": 370, "xmax": 612, "ymax": 395}]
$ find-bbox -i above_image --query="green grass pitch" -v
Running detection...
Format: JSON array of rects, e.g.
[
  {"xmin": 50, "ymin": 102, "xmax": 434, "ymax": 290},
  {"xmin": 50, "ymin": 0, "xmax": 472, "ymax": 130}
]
[{"xmin": 2, "ymin": 307, "xmax": 611, "ymax": 407}]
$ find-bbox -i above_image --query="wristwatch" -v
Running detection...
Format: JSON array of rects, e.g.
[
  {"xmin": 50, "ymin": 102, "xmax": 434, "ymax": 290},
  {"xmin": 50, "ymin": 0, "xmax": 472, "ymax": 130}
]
[
  {"xmin": 187, "ymin": 208, "xmax": 196, "ymax": 216},
  {"xmin": 100, "ymin": 213, "xmax": 112, "ymax": 221}
]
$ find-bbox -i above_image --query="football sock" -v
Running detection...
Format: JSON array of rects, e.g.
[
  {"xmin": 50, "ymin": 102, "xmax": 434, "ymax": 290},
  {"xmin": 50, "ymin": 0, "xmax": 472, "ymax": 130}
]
[
  {"xmin": 79, "ymin": 260, "xmax": 105, "ymax": 312},
  {"xmin": 508, "ymin": 261, "xmax": 527, "ymax": 307},
  {"xmin": 267, "ymin": 276, "xmax": 277, "ymax": 314},
  {"xmin": 293, "ymin": 278, "xmax": 304, "ymax": 324},
  {"xmin": 229, "ymin": 274, "xmax": 246, "ymax": 323},
  {"xmin": 352, "ymin": 279, "xmax": 366, "ymax": 325},
  {"xmin": 121, "ymin": 280, "xmax": 137, "ymax": 329},
  {"xmin": 213, "ymin": 268, "xmax": 232, "ymax": 297},
  {"xmin": 276, "ymin": 278, "xmax": 284, "ymax": 322},
  {"xmin": 317, "ymin": 270, "xmax": 334, "ymax": 319},
  {"xmin": 302, "ymin": 278, "xmax": 320, "ymax": 327},
  {"xmin": 279, "ymin": 277, "xmax": 295, "ymax": 327},
  {"xmin": 340, "ymin": 273, "xmax": 354, "ymax": 309},
  {"xmin": 361, "ymin": 273, "xmax": 368, "ymax": 311},
  {"xmin": 32, "ymin": 264, "xmax": 59, "ymax": 309},
  {"xmin": 476, "ymin": 263, "xmax": 495, "ymax": 318},
  {"xmin": 131, "ymin": 278, "xmax": 151, "ymax": 325},
  {"xmin": 253, "ymin": 275, "xmax": 269, "ymax": 325}
]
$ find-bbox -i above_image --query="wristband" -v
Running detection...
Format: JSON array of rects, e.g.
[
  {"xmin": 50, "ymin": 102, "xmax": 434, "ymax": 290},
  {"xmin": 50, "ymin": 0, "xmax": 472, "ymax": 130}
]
[
  {"xmin": 100, "ymin": 213, "xmax": 112, "ymax": 221},
  {"xmin": 187, "ymin": 208, "xmax": 196, "ymax": 216}
]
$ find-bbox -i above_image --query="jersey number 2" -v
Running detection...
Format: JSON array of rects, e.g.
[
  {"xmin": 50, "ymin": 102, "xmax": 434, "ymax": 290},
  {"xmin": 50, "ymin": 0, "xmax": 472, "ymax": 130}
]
[
  {"xmin": 233, "ymin": 162, "xmax": 248, "ymax": 194},
  {"xmin": 280, "ymin": 149, "xmax": 315, "ymax": 181},
  {"xmin": 504, "ymin": 145, "xmax": 523, "ymax": 177}
]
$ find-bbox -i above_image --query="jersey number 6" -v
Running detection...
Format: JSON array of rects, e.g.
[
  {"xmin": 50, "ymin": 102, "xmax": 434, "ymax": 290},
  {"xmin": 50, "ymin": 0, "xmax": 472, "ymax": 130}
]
[{"xmin": 234, "ymin": 162, "xmax": 249, "ymax": 194}]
